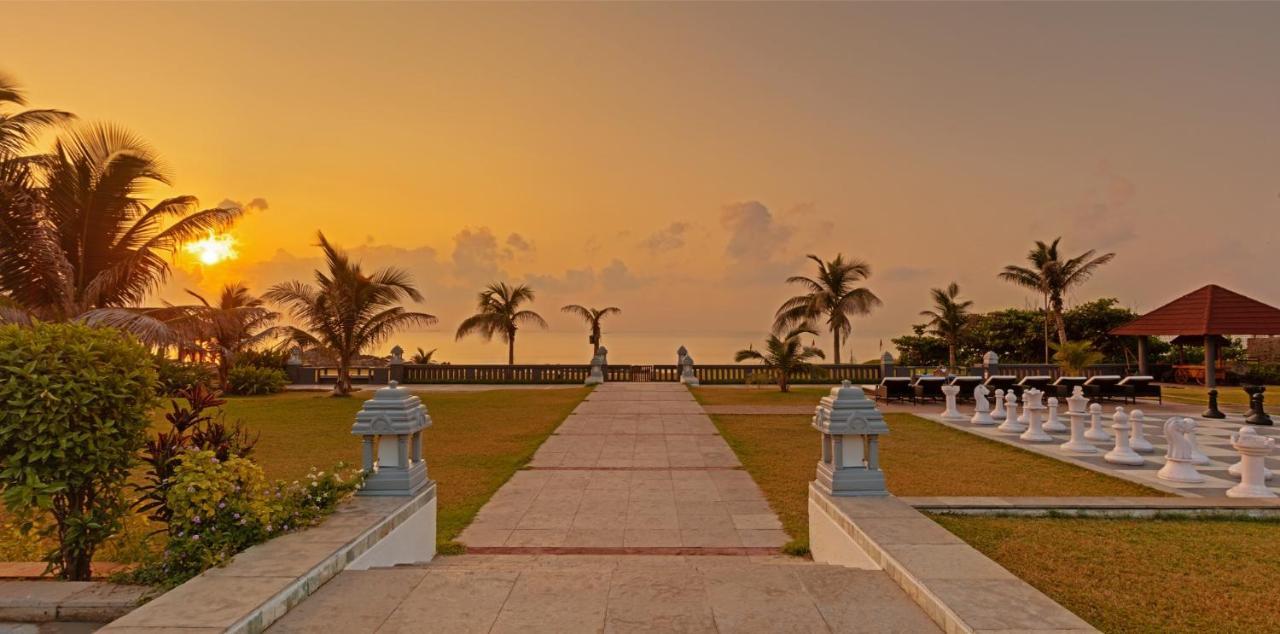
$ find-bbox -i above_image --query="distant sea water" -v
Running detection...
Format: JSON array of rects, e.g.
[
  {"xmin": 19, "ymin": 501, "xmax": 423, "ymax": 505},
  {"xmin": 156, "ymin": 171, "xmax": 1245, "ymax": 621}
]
[{"xmin": 385, "ymin": 328, "xmax": 799, "ymax": 365}]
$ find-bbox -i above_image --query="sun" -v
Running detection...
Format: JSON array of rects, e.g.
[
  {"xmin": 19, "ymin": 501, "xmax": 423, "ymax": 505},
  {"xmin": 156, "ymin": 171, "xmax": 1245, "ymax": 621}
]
[{"xmin": 184, "ymin": 230, "xmax": 238, "ymax": 266}]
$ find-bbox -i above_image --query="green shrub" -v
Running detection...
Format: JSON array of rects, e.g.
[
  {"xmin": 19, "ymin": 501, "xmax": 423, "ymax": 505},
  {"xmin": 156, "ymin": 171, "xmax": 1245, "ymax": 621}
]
[
  {"xmin": 155, "ymin": 357, "xmax": 216, "ymax": 395},
  {"xmin": 1238, "ymin": 363, "xmax": 1280, "ymax": 386},
  {"xmin": 233, "ymin": 348, "xmax": 290, "ymax": 370},
  {"xmin": 0, "ymin": 323, "xmax": 157, "ymax": 580},
  {"xmin": 226, "ymin": 365, "xmax": 288, "ymax": 396}
]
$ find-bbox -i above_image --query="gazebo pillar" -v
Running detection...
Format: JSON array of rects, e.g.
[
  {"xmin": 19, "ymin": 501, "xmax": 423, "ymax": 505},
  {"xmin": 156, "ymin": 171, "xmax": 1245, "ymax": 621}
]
[
  {"xmin": 1204, "ymin": 335, "xmax": 1217, "ymax": 389},
  {"xmin": 1135, "ymin": 337, "xmax": 1148, "ymax": 376}
]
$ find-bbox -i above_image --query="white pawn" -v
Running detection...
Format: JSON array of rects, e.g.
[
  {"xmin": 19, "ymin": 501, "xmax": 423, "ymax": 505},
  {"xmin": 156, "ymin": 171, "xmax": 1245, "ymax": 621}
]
[
  {"xmin": 1084, "ymin": 402, "xmax": 1111, "ymax": 441},
  {"xmin": 1016, "ymin": 390, "xmax": 1029, "ymax": 424},
  {"xmin": 998, "ymin": 391, "xmax": 1025, "ymax": 433},
  {"xmin": 940, "ymin": 384, "xmax": 966, "ymax": 421},
  {"xmin": 1043, "ymin": 397, "xmax": 1067, "ymax": 433},
  {"xmin": 991, "ymin": 389, "xmax": 1007, "ymax": 421},
  {"xmin": 1019, "ymin": 389, "xmax": 1053, "ymax": 442},
  {"xmin": 1188, "ymin": 425, "xmax": 1210, "ymax": 466},
  {"xmin": 1227, "ymin": 427, "xmax": 1276, "ymax": 497},
  {"xmin": 1128, "ymin": 409, "xmax": 1154, "ymax": 453},
  {"xmin": 1061, "ymin": 388, "xmax": 1097, "ymax": 454},
  {"xmin": 1223, "ymin": 430, "xmax": 1274, "ymax": 479},
  {"xmin": 970, "ymin": 385, "xmax": 996, "ymax": 426},
  {"xmin": 1157, "ymin": 417, "xmax": 1205, "ymax": 483},
  {"xmin": 1104, "ymin": 407, "xmax": 1145, "ymax": 466}
]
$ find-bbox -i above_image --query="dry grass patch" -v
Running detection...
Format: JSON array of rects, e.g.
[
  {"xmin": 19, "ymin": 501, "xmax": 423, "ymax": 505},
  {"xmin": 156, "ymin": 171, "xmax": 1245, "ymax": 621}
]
[
  {"xmin": 1161, "ymin": 383, "xmax": 1278, "ymax": 408},
  {"xmin": 933, "ymin": 514, "xmax": 1280, "ymax": 634},
  {"xmin": 710, "ymin": 413, "xmax": 1167, "ymax": 551},
  {"xmin": 691, "ymin": 386, "xmax": 835, "ymax": 407}
]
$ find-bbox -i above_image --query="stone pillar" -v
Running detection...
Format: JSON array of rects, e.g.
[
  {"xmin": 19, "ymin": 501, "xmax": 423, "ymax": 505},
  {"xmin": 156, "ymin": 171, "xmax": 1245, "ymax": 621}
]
[
  {"xmin": 388, "ymin": 344, "xmax": 405, "ymax": 384},
  {"xmin": 982, "ymin": 351, "xmax": 1000, "ymax": 379},
  {"xmin": 880, "ymin": 352, "xmax": 895, "ymax": 379},
  {"xmin": 1136, "ymin": 337, "xmax": 1149, "ymax": 376},
  {"xmin": 285, "ymin": 345, "xmax": 305, "ymax": 384},
  {"xmin": 351, "ymin": 381, "xmax": 433, "ymax": 496},
  {"xmin": 811, "ymin": 381, "xmax": 889, "ymax": 496},
  {"xmin": 1204, "ymin": 335, "xmax": 1217, "ymax": 390}
]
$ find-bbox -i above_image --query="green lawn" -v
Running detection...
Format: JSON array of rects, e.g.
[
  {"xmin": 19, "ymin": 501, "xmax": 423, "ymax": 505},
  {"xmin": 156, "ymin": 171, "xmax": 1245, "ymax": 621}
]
[
  {"xmin": 1161, "ymin": 383, "xmax": 1279, "ymax": 408},
  {"xmin": 934, "ymin": 514, "xmax": 1280, "ymax": 634},
  {"xmin": 2, "ymin": 387, "xmax": 589, "ymax": 563},
  {"xmin": 691, "ymin": 385, "xmax": 836, "ymax": 407},
  {"xmin": 711, "ymin": 413, "xmax": 1166, "ymax": 552}
]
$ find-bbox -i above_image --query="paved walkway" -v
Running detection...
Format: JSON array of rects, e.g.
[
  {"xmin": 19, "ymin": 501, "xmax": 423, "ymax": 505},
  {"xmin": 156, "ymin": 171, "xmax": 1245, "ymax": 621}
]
[{"xmin": 269, "ymin": 383, "xmax": 939, "ymax": 632}]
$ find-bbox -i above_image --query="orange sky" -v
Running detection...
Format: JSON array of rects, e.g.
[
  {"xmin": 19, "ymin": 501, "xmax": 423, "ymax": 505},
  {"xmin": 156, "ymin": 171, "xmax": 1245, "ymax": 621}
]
[{"xmin": 5, "ymin": 2, "xmax": 1279, "ymax": 363}]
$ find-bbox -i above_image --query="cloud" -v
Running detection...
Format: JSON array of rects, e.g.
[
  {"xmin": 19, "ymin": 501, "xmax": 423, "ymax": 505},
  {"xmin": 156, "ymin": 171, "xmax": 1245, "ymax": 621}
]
[
  {"xmin": 721, "ymin": 201, "xmax": 793, "ymax": 262},
  {"xmin": 505, "ymin": 232, "xmax": 534, "ymax": 254},
  {"xmin": 451, "ymin": 227, "xmax": 505, "ymax": 281},
  {"xmin": 640, "ymin": 222, "xmax": 690, "ymax": 254},
  {"xmin": 600, "ymin": 259, "xmax": 643, "ymax": 290},
  {"xmin": 881, "ymin": 266, "xmax": 933, "ymax": 283},
  {"xmin": 217, "ymin": 197, "xmax": 269, "ymax": 213}
]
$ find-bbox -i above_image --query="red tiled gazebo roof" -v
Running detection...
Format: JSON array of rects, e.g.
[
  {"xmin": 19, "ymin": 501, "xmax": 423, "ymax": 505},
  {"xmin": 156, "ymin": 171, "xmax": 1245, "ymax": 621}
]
[{"xmin": 1110, "ymin": 285, "xmax": 1280, "ymax": 336}]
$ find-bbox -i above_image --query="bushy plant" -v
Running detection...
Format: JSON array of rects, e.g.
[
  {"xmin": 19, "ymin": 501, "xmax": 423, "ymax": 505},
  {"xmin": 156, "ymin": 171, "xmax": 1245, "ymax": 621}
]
[
  {"xmin": 225, "ymin": 365, "xmax": 288, "ymax": 395},
  {"xmin": 0, "ymin": 323, "xmax": 157, "ymax": 580},
  {"xmin": 233, "ymin": 348, "xmax": 291, "ymax": 370},
  {"xmin": 155, "ymin": 357, "xmax": 216, "ymax": 395},
  {"xmin": 1051, "ymin": 340, "xmax": 1104, "ymax": 376},
  {"xmin": 1238, "ymin": 363, "xmax": 1280, "ymax": 386}
]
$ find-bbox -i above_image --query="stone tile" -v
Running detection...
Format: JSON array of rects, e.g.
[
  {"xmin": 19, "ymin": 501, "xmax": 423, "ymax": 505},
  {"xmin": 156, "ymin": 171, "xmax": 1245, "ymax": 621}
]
[
  {"xmin": 679, "ymin": 528, "xmax": 742, "ymax": 548},
  {"xmin": 269, "ymin": 569, "xmax": 425, "ymax": 633},
  {"xmin": 700, "ymin": 565, "xmax": 830, "ymax": 633},
  {"xmin": 793, "ymin": 566, "xmax": 941, "ymax": 633},
  {"xmin": 880, "ymin": 544, "xmax": 1017, "ymax": 581},
  {"xmin": 624, "ymin": 529, "xmax": 683, "ymax": 547},
  {"xmin": 605, "ymin": 567, "xmax": 716, "ymax": 633},
  {"xmin": 506, "ymin": 529, "xmax": 568, "ymax": 547},
  {"xmin": 854, "ymin": 517, "xmax": 966, "ymax": 546},
  {"xmin": 927, "ymin": 578, "xmax": 1095, "ymax": 631},
  {"xmin": 730, "ymin": 514, "xmax": 783, "ymax": 530},
  {"xmin": 565, "ymin": 528, "xmax": 626, "ymax": 547},
  {"xmin": 0, "ymin": 581, "xmax": 97, "ymax": 621},
  {"xmin": 457, "ymin": 526, "xmax": 512, "ymax": 547},
  {"xmin": 489, "ymin": 567, "xmax": 612, "ymax": 633},
  {"xmin": 376, "ymin": 568, "xmax": 518, "ymax": 634},
  {"xmin": 625, "ymin": 514, "xmax": 679, "ymax": 530},
  {"xmin": 737, "ymin": 530, "xmax": 788, "ymax": 548},
  {"xmin": 202, "ymin": 534, "xmax": 349, "ymax": 579},
  {"xmin": 108, "ymin": 575, "xmax": 293, "ymax": 629}
]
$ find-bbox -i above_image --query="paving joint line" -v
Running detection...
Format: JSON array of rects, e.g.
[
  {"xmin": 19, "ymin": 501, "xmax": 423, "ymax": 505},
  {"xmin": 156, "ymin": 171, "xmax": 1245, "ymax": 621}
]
[{"xmin": 464, "ymin": 546, "xmax": 782, "ymax": 556}]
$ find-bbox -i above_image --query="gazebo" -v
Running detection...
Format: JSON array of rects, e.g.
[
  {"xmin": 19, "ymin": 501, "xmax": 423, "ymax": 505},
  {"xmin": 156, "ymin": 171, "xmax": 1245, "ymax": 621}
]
[{"xmin": 1111, "ymin": 284, "xmax": 1280, "ymax": 417}]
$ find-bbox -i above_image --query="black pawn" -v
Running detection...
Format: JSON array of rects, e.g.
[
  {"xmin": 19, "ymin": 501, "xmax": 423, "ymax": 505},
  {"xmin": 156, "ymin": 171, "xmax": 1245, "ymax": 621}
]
[
  {"xmin": 1203, "ymin": 389, "xmax": 1226, "ymax": 419},
  {"xmin": 1245, "ymin": 387, "xmax": 1272, "ymax": 426}
]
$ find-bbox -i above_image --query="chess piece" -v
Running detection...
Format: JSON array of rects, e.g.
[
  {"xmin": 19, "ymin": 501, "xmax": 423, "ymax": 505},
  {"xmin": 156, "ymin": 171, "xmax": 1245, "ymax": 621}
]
[
  {"xmin": 1188, "ymin": 424, "xmax": 1210, "ymax": 466},
  {"xmin": 998, "ymin": 391, "xmax": 1025, "ymax": 433},
  {"xmin": 1020, "ymin": 389, "xmax": 1053, "ymax": 442},
  {"xmin": 991, "ymin": 389, "xmax": 1007, "ymax": 421},
  {"xmin": 1226, "ymin": 426, "xmax": 1276, "ymax": 498},
  {"xmin": 1043, "ymin": 397, "xmax": 1067, "ymax": 433},
  {"xmin": 1085, "ymin": 402, "xmax": 1111, "ymax": 441},
  {"xmin": 1105, "ymin": 407, "xmax": 1145, "ymax": 465},
  {"xmin": 971, "ymin": 384, "xmax": 996, "ymax": 425},
  {"xmin": 1203, "ymin": 389, "xmax": 1225, "ymax": 419},
  {"xmin": 1128, "ymin": 409, "xmax": 1154, "ymax": 453},
  {"xmin": 1061, "ymin": 387, "xmax": 1097, "ymax": 454},
  {"xmin": 941, "ymin": 384, "xmax": 966, "ymax": 421},
  {"xmin": 1245, "ymin": 387, "xmax": 1273, "ymax": 426},
  {"xmin": 1157, "ymin": 417, "xmax": 1205, "ymax": 483},
  {"xmin": 1228, "ymin": 427, "xmax": 1274, "ymax": 480}
]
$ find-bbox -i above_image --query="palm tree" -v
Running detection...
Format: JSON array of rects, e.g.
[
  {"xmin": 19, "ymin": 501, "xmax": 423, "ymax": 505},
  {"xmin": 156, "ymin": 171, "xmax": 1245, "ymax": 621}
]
[
  {"xmin": 0, "ymin": 123, "xmax": 241, "ymax": 344},
  {"xmin": 0, "ymin": 72, "xmax": 74, "ymax": 159},
  {"xmin": 998, "ymin": 238, "xmax": 1115, "ymax": 357},
  {"xmin": 561, "ymin": 304, "xmax": 620, "ymax": 355},
  {"xmin": 734, "ymin": 325, "xmax": 827, "ymax": 392},
  {"xmin": 455, "ymin": 282, "xmax": 547, "ymax": 365},
  {"xmin": 178, "ymin": 283, "xmax": 281, "ymax": 386},
  {"xmin": 410, "ymin": 347, "xmax": 437, "ymax": 364},
  {"xmin": 1051, "ymin": 341, "xmax": 1103, "ymax": 376},
  {"xmin": 266, "ymin": 232, "xmax": 436, "ymax": 396},
  {"xmin": 774, "ymin": 254, "xmax": 881, "ymax": 364},
  {"xmin": 919, "ymin": 282, "xmax": 973, "ymax": 369}
]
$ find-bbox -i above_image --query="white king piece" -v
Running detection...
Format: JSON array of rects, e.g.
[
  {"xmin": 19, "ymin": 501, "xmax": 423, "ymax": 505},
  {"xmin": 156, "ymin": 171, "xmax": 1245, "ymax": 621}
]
[
  {"xmin": 351, "ymin": 381, "xmax": 433, "ymax": 496},
  {"xmin": 812, "ymin": 380, "xmax": 890, "ymax": 496}
]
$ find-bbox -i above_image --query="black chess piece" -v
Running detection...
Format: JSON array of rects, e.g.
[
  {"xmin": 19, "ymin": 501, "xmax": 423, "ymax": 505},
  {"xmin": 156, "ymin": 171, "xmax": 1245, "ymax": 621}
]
[
  {"xmin": 1203, "ymin": 388, "xmax": 1226, "ymax": 419},
  {"xmin": 1245, "ymin": 387, "xmax": 1273, "ymax": 426}
]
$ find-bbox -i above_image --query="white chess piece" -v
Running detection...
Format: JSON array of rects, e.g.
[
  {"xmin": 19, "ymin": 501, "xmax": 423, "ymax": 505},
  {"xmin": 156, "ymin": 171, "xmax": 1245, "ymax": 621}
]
[
  {"xmin": 1157, "ymin": 417, "xmax": 1205, "ymax": 483},
  {"xmin": 1228, "ymin": 427, "xmax": 1274, "ymax": 480},
  {"xmin": 1188, "ymin": 424, "xmax": 1210, "ymax": 466},
  {"xmin": 940, "ymin": 384, "xmax": 966, "ymax": 421},
  {"xmin": 1226, "ymin": 427, "xmax": 1276, "ymax": 497},
  {"xmin": 970, "ymin": 384, "xmax": 995, "ymax": 426},
  {"xmin": 991, "ymin": 389, "xmax": 1007, "ymax": 421},
  {"xmin": 998, "ymin": 390, "xmax": 1025, "ymax": 433},
  {"xmin": 1128, "ymin": 409, "xmax": 1154, "ymax": 453},
  {"xmin": 1043, "ymin": 397, "xmax": 1067, "ymax": 433},
  {"xmin": 1060, "ymin": 387, "xmax": 1097, "ymax": 454},
  {"xmin": 1017, "ymin": 390, "xmax": 1029, "ymax": 424},
  {"xmin": 1104, "ymin": 407, "xmax": 1145, "ymax": 466},
  {"xmin": 1084, "ymin": 402, "xmax": 1111, "ymax": 441},
  {"xmin": 1019, "ymin": 388, "xmax": 1053, "ymax": 442}
]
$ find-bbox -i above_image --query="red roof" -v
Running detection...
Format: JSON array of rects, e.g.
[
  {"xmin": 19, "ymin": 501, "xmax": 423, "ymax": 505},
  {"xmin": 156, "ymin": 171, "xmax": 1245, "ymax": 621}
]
[{"xmin": 1111, "ymin": 285, "xmax": 1280, "ymax": 336}]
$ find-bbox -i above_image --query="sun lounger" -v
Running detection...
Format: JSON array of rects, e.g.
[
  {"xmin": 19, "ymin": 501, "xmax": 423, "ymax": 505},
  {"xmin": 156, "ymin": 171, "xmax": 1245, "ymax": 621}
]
[
  {"xmin": 982, "ymin": 375, "xmax": 1018, "ymax": 394},
  {"xmin": 1117, "ymin": 375, "xmax": 1161, "ymax": 404},
  {"xmin": 874, "ymin": 377, "xmax": 914, "ymax": 403},
  {"xmin": 912, "ymin": 376, "xmax": 948, "ymax": 403},
  {"xmin": 950, "ymin": 376, "xmax": 983, "ymax": 401},
  {"xmin": 1051, "ymin": 376, "xmax": 1089, "ymax": 398},
  {"xmin": 1012, "ymin": 375, "xmax": 1052, "ymax": 397},
  {"xmin": 1082, "ymin": 375, "xmax": 1124, "ymax": 401}
]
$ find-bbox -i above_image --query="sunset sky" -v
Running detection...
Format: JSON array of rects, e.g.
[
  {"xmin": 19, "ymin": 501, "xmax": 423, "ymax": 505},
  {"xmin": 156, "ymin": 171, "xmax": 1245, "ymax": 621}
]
[{"xmin": 5, "ymin": 2, "xmax": 1279, "ymax": 363}]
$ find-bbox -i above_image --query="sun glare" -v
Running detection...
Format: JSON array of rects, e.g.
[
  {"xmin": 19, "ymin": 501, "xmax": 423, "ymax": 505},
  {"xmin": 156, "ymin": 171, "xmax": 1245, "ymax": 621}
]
[{"xmin": 184, "ymin": 231, "xmax": 238, "ymax": 266}]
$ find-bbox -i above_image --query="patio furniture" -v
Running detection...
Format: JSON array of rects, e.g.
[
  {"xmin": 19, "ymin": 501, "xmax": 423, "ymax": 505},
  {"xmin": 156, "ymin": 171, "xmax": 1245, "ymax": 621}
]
[
  {"xmin": 874, "ymin": 377, "xmax": 914, "ymax": 403},
  {"xmin": 1051, "ymin": 376, "xmax": 1088, "ymax": 398},
  {"xmin": 912, "ymin": 376, "xmax": 948, "ymax": 403},
  {"xmin": 1082, "ymin": 375, "xmax": 1124, "ymax": 401},
  {"xmin": 1012, "ymin": 375, "xmax": 1052, "ymax": 397},
  {"xmin": 1117, "ymin": 375, "xmax": 1162, "ymax": 404},
  {"xmin": 982, "ymin": 375, "xmax": 1018, "ymax": 394},
  {"xmin": 950, "ymin": 376, "xmax": 983, "ymax": 401}
]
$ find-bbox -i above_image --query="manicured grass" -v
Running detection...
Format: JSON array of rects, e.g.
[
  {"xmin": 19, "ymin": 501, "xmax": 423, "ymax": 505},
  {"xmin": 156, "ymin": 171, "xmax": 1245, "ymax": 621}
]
[
  {"xmin": 932, "ymin": 514, "xmax": 1280, "ymax": 634},
  {"xmin": 690, "ymin": 386, "xmax": 836, "ymax": 407},
  {"xmin": 1161, "ymin": 383, "xmax": 1279, "ymax": 408},
  {"xmin": 710, "ymin": 413, "xmax": 1167, "ymax": 551}
]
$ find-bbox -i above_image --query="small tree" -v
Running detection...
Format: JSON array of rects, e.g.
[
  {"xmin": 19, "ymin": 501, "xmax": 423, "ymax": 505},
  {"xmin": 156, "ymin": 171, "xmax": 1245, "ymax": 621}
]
[
  {"xmin": 919, "ymin": 282, "xmax": 973, "ymax": 369},
  {"xmin": 455, "ymin": 283, "xmax": 547, "ymax": 365},
  {"xmin": 734, "ymin": 325, "xmax": 827, "ymax": 392},
  {"xmin": 561, "ymin": 304, "xmax": 620, "ymax": 355},
  {"xmin": 0, "ymin": 323, "xmax": 157, "ymax": 580},
  {"xmin": 1051, "ymin": 341, "xmax": 1104, "ymax": 376}
]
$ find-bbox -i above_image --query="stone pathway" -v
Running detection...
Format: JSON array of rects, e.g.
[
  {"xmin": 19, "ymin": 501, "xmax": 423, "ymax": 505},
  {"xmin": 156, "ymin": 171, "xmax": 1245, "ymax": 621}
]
[{"xmin": 268, "ymin": 383, "xmax": 940, "ymax": 632}]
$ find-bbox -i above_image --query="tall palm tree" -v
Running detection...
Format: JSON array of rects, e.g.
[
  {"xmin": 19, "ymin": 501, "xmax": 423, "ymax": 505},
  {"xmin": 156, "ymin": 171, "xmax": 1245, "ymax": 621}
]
[
  {"xmin": 774, "ymin": 254, "xmax": 881, "ymax": 364},
  {"xmin": 0, "ymin": 72, "xmax": 74, "ymax": 159},
  {"xmin": 410, "ymin": 347, "xmax": 437, "ymax": 364},
  {"xmin": 561, "ymin": 304, "xmax": 620, "ymax": 355},
  {"xmin": 266, "ymin": 232, "xmax": 436, "ymax": 396},
  {"xmin": 919, "ymin": 282, "xmax": 973, "ymax": 369},
  {"xmin": 734, "ymin": 325, "xmax": 827, "ymax": 392},
  {"xmin": 455, "ymin": 282, "xmax": 547, "ymax": 365},
  {"xmin": 0, "ymin": 123, "xmax": 241, "ymax": 343},
  {"xmin": 178, "ymin": 283, "xmax": 281, "ymax": 386},
  {"xmin": 998, "ymin": 238, "xmax": 1115, "ymax": 356}
]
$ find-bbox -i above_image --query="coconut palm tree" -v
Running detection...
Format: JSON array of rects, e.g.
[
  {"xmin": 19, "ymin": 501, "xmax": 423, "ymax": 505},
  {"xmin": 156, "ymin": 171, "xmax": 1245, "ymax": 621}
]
[
  {"xmin": 0, "ymin": 72, "xmax": 74, "ymax": 159},
  {"xmin": 455, "ymin": 282, "xmax": 547, "ymax": 365},
  {"xmin": 266, "ymin": 232, "xmax": 436, "ymax": 396},
  {"xmin": 561, "ymin": 304, "xmax": 620, "ymax": 355},
  {"xmin": 774, "ymin": 254, "xmax": 880, "ymax": 364},
  {"xmin": 998, "ymin": 238, "xmax": 1115, "ymax": 356},
  {"xmin": 1051, "ymin": 340, "xmax": 1103, "ymax": 376},
  {"xmin": 919, "ymin": 282, "xmax": 973, "ymax": 369},
  {"xmin": 410, "ymin": 347, "xmax": 437, "ymax": 364},
  {"xmin": 734, "ymin": 325, "xmax": 827, "ymax": 392},
  {"xmin": 177, "ymin": 283, "xmax": 281, "ymax": 386}
]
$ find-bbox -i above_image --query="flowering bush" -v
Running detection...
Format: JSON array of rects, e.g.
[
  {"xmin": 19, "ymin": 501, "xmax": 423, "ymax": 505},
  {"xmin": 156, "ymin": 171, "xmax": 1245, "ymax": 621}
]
[{"xmin": 123, "ymin": 451, "xmax": 363, "ymax": 589}]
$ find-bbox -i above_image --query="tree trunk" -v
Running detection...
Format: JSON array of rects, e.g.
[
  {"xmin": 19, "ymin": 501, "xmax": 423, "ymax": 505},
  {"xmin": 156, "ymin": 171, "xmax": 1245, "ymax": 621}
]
[
  {"xmin": 1053, "ymin": 311, "xmax": 1069, "ymax": 347},
  {"xmin": 778, "ymin": 370, "xmax": 789, "ymax": 392},
  {"xmin": 334, "ymin": 354, "xmax": 351, "ymax": 396},
  {"xmin": 948, "ymin": 343, "xmax": 957, "ymax": 370},
  {"xmin": 832, "ymin": 330, "xmax": 842, "ymax": 365},
  {"xmin": 592, "ymin": 324, "xmax": 600, "ymax": 355},
  {"xmin": 508, "ymin": 332, "xmax": 516, "ymax": 365}
]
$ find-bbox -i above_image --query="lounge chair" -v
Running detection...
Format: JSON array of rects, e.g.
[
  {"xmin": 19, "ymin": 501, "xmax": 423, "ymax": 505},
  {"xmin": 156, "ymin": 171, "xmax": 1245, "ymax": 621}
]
[
  {"xmin": 1012, "ymin": 375, "xmax": 1052, "ymax": 397},
  {"xmin": 950, "ymin": 376, "xmax": 983, "ymax": 401},
  {"xmin": 1051, "ymin": 376, "xmax": 1088, "ymax": 398},
  {"xmin": 874, "ymin": 377, "xmax": 914, "ymax": 403},
  {"xmin": 912, "ymin": 376, "xmax": 948, "ymax": 403},
  {"xmin": 1082, "ymin": 375, "xmax": 1124, "ymax": 401},
  {"xmin": 982, "ymin": 375, "xmax": 1018, "ymax": 394},
  {"xmin": 1117, "ymin": 375, "xmax": 1161, "ymax": 404}
]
